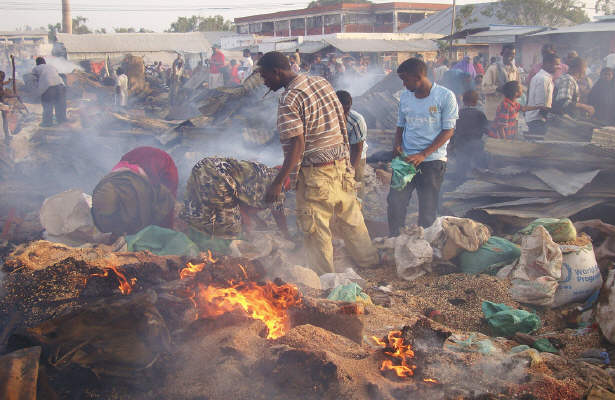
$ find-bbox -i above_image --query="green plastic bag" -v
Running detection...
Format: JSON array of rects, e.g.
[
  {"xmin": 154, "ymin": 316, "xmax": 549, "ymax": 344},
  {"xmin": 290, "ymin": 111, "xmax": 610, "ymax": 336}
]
[
  {"xmin": 514, "ymin": 218, "xmax": 577, "ymax": 243},
  {"xmin": 390, "ymin": 156, "xmax": 417, "ymax": 191},
  {"xmin": 126, "ymin": 225, "xmax": 199, "ymax": 257},
  {"xmin": 459, "ymin": 237, "xmax": 521, "ymax": 275},
  {"xmin": 183, "ymin": 226, "xmax": 232, "ymax": 254},
  {"xmin": 327, "ymin": 283, "xmax": 372, "ymax": 305},
  {"xmin": 482, "ymin": 301, "xmax": 541, "ymax": 337}
]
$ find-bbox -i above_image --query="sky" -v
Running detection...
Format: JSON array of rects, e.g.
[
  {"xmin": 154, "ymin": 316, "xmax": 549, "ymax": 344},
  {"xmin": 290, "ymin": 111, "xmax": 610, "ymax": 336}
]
[{"xmin": 1, "ymin": 0, "xmax": 598, "ymax": 32}]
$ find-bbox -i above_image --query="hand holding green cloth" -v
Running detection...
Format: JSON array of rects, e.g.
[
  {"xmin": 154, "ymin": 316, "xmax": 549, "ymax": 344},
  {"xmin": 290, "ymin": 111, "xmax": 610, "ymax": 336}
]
[
  {"xmin": 482, "ymin": 301, "xmax": 541, "ymax": 337},
  {"xmin": 390, "ymin": 156, "xmax": 417, "ymax": 191}
]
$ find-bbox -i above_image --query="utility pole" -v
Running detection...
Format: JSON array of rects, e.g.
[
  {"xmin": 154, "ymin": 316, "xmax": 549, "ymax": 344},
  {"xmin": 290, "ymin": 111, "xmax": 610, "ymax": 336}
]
[
  {"xmin": 448, "ymin": 0, "xmax": 456, "ymax": 59},
  {"xmin": 62, "ymin": 0, "xmax": 72, "ymax": 33}
]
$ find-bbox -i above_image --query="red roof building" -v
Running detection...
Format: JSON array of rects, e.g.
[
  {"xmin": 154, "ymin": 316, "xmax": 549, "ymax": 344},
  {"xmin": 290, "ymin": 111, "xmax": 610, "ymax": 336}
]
[{"xmin": 234, "ymin": 2, "xmax": 450, "ymax": 36}]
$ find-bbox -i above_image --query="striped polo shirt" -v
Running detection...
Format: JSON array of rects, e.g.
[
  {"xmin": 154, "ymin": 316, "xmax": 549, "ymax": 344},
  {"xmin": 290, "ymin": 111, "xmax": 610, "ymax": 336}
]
[{"xmin": 277, "ymin": 74, "xmax": 349, "ymax": 166}]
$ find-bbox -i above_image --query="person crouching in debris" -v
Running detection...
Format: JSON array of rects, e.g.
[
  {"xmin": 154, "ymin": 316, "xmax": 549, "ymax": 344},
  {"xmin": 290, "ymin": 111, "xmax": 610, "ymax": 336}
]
[
  {"xmin": 257, "ymin": 51, "xmax": 378, "ymax": 275},
  {"xmin": 91, "ymin": 147, "xmax": 178, "ymax": 237},
  {"xmin": 388, "ymin": 57, "xmax": 458, "ymax": 235},
  {"xmin": 180, "ymin": 157, "xmax": 290, "ymax": 239},
  {"xmin": 336, "ymin": 90, "xmax": 368, "ymax": 199},
  {"xmin": 32, "ymin": 57, "xmax": 67, "ymax": 127}
]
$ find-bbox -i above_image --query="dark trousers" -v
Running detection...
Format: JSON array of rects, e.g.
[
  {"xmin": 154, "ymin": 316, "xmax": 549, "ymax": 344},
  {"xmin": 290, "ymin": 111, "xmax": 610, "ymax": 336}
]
[
  {"xmin": 387, "ymin": 160, "xmax": 446, "ymax": 236},
  {"xmin": 526, "ymin": 120, "xmax": 547, "ymax": 140},
  {"xmin": 41, "ymin": 85, "xmax": 67, "ymax": 125}
]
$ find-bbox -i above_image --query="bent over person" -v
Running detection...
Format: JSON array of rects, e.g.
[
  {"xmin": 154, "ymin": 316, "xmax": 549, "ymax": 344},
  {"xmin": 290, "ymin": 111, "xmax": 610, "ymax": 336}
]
[
  {"xmin": 258, "ymin": 51, "xmax": 378, "ymax": 275},
  {"xmin": 91, "ymin": 147, "xmax": 178, "ymax": 236},
  {"xmin": 180, "ymin": 157, "xmax": 289, "ymax": 239}
]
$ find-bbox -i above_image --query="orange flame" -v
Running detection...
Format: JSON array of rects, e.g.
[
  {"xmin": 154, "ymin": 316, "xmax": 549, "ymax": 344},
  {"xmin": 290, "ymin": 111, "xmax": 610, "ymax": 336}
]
[
  {"xmin": 88, "ymin": 265, "xmax": 137, "ymax": 295},
  {"xmin": 195, "ymin": 281, "xmax": 301, "ymax": 339},
  {"xmin": 180, "ymin": 250, "xmax": 217, "ymax": 280},
  {"xmin": 372, "ymin": 330, "xmax": 416, "ymax": 378},
  {"xmin": 423, "ymin": 378, "xmax": 438, "ymax": 384}
]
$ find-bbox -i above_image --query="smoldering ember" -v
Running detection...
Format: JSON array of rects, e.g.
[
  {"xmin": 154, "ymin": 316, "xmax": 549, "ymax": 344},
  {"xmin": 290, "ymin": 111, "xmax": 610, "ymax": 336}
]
[{"xmin": 3, "ymin": 2, "xmax": 615, "ymax": 400}]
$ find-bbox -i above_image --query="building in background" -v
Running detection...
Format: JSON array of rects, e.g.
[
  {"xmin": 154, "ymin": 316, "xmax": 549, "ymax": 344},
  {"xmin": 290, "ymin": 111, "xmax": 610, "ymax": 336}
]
[{"xmin": 234, "ymin": 2, "xmax": 449, "ymax": 37}]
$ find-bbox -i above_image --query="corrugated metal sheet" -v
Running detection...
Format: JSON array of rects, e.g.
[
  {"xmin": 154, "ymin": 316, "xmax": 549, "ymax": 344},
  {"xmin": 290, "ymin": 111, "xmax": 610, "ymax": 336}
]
[
  {"xmin": 323, "ymin": 37, "xmax": 437, "ymax": 52},
  {"xmin": 280, "ymin": 41, "xmax": 328, "ymax": 54},
  {"xmin": 466, "ymin": 26, "xmax": 548, "ymax": 43},
  {"xmin": 531, "ymin": 20, "xmax": 615, "ymax": 35},
  {"xmin": 56, "ymin": 32, "xmax": 233, "ymax": 54},
  {"xmin": 402, "ymin": 3, "xmax": 504, "ymax": 35}
]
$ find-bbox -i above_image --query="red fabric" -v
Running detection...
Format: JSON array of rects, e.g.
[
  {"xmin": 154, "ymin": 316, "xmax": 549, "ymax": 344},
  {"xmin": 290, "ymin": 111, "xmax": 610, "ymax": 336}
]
[
  {"xmin": 90, "ymin": 61, "xmax": 105, "ymax": 75},
  {"xmin": 474, "ymin": 63, "xmax": 485, "ymax": 75},
  {"xmin": 210, "ymin": 50, "xmax": 225, "ymax": 74},
  {"xmin": 119, "ymin": 146, "xmax": 179, "ymax": 197},
  {"xmin": 489, "ymin": 97, "xmax": 521, "ymax": 138},
  {"xmin": 230, "ymin": 65, "xmax": 241, "ymax": 84}
]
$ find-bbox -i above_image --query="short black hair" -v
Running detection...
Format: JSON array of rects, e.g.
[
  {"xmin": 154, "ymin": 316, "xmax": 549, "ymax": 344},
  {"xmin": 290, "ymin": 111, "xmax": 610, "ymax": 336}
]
[
  {"xmin": 501, "ymin": 44, "xmax": 515, "ymax": 54},
  {"xmin": 543, "ymin": 52, "xmax": 559, "ymax": 65},
  {"xmin": 257, "ymin": 51, "xmax": 291, "ymax": 72},
  {"xmin": 462, "ymin": 90, "xmax": 479, "ymax": 106},
  {"xmin": 336, "ymin": 90, "xmax": 352, "ymax": 106},
  {"xmin": 541, "ymin": 43, "xmax": 555, "ymax": 55},
  {"xmin": 243, "ymin": 49, "xmax": 251, "ymax": 56},
  {"xmin": 116, "ymin": 67, "xmax": 123, "ymax": 75},
  {"xmin": 567, "ymin": 56, "xmax": 585, "ymax": 73},
  {"xmin": 35, "ymin": 57, "xmax": 46, "ymax": 65},
  {"xmin": 501, "ymin": 80, "xmax": 521, "ymax": 99},
  {"xmin": 397, "ymin": 57, "xmax": 426, "ymax": 76}
]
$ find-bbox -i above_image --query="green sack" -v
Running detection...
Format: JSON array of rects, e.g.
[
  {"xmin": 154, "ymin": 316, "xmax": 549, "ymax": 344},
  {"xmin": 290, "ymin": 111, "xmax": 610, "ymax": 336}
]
[
  {"xmin": 126, "ymin": 225, "xmax": 199, "ymax": 257},
  {"xmin": 514, "ymin": 218, "xmax": 577, "ymax": 243},
  {"xmin": 390, "ymin": 156, "xmax": 417, "ymax": 191},
  {"xmin": 459, "ymin": 237, "xmax": 521, "ymax": 275},
  {"xmin": 482, "ymin": 301, "xmax": 541, "ymax": 337},
  {"xmin": 183, "ymin": 226, "xmax": 232, "ymax": 255},
  {"xmin": 327, "ymin": 283, "xmax": 372, "ymax": 305}
]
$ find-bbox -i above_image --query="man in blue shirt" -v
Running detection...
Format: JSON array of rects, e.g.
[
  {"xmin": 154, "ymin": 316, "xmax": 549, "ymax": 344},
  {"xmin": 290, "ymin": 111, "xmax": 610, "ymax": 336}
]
[{"xmin": 388, "ymin": 57, "xmax": 458, "ymax": 235}]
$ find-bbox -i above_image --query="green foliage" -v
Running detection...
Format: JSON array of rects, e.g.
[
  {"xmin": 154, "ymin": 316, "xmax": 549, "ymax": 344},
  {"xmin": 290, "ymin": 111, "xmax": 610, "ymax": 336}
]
[
  {"xmin": 595, "ymin": 0, "xmax": 614, "ymax": 14},
  {"xmin": 47, "ymin": 16, "xmax": 92, "ymax": 42},
  {"xmin": 488, "ymin": 0, "xmax": 588, "ymax": 26},
  {"xmin": 168, "ymin": 15, "xmax": 234, "ymax": 32},
  {"xmin": 95, "ymin": 28, "xmax": 107, "ymax": 34},
  {"xmin": 307, "ymin": 0, "xmax": 370, "ymax": 8},
  {"xmin": 48, "ymin": 22, "xmax": 61, "ymax": 42}
]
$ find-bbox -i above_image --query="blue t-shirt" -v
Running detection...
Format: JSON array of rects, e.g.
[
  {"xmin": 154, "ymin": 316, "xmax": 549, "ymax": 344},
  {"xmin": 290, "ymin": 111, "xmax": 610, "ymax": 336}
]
[{"xmin": 397, "ymin": 83, "xmax": 459, "ymax": 162}]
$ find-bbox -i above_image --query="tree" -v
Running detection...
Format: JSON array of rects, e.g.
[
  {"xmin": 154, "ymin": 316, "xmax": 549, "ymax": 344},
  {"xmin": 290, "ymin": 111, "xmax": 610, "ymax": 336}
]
[
  {"xmin": 307, "ymin": 0, "xmax": 370, "ymax": 8},
  {"xmin": 595, "ymin": 0, "xmax": 614, "ymax": 14},
  {"xmin": 47, "ymin": 22, "xmax": 61, "ymax": 42},
  {"xmin": 114, "ymin": 27, "xmax": 136, "ymax": 33},
  {"xmin": 95, "ymin": 28, "xmax": 107, "ymax": 34},
  {"xmin": 168, "ymin": 15, "xmax": 233, "ymax": 32},
  {"xmin": 481, "ymin": 0, "xmax": 588, "ymax": 26},
  {"xmin": 72, "ymin": 16, "xmax": 92, "ymax": 34}
]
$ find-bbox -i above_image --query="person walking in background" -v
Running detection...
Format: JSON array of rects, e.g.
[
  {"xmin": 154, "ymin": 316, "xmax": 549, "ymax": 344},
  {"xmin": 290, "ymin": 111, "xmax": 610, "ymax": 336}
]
[
  {"xmin": 553, "ymin": 56, "xmax": 595, "ymax": 118},
  {"xmin": 483, "ymin": 44, "xmax": 519, "ymax": 119},
  {"xmin": 489, "ymin": 81, "xmax": 546, "ymax": 139},
  {"xmin": 257, "ymin": 51, "xmax": 378, "ymax": 275},
  {"xmin": 433, "ymin": 59, "xmax": 449, "ymax": 83},
  {"xmin": 114, "ymin": 67, "xmax": 128, "ymax": 107},
  {"xmin": 336, "ymin": 90, "xmax": 368, "ymax": 198},
  {"xmin": 452, "ymin": 56, "xmax": 476, "ymax": 79},
  {"xmin": 309, "ymin": 54, "xmax": 328, "ymax": 79},
  {"xmin": 526, "ymin": 52, "xmax": 560, "ymax": 140},
  {"xmin": 209, "ymin": 44, "xmax": 225, "ymax": 89},
  {"xmin": 388, "ymin": 58, "xmax": 458, "ymax": 234},
  {"xmin": 229, "ymin": 60, "xmax": 241, "ymax": 85},
  {"xmin": 473, "ymin": 56, "xmax": 485, "ymax": 76},
  {"xmin": 32, "ymin": 57, "xmax": 66, "ymax": 127},
  {"xmin": 289, "ymin": 54, "xmax": 301, "ymax": 74},
  {"xmin": 239, "ymin": 49, "xmax": 253, "ymax": 82},
  {"xmin": 588, "ymin": 67, "xmax": 615, "ymax": 125}
]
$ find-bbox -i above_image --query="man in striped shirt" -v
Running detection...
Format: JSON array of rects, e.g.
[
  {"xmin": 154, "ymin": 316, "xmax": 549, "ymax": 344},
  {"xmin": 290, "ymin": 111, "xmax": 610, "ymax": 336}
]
[{"xmin": 258, "ymin": 51, "xmax": 378, "ymax": 275}]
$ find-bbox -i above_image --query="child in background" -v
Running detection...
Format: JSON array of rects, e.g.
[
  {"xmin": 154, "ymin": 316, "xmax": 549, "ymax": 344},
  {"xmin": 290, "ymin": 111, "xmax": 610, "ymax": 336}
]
[
  {"xmin": 447, "ymin": 89, "xmax": 489, "ymax": 186},
  {"xmin": 489, "ymin": 80, "xmax": 545, "ymax": 139}
]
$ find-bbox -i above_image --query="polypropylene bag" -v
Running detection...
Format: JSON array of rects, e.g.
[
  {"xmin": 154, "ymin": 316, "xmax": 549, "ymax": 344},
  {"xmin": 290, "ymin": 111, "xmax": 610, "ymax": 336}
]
[
  {"xmin": 482, "ymin": 301, "xmax": 541, "ymax": 337},
  {"xmin": 394, "ymin": 227, "xmax": 433, "ymax": 281},
  {"xmin": 126, "ymin": 225, "xmax": 199, "ymax": 257},
  {"xmin": 327, "ymin": 283, "xmax": 372, "ymax": 305},
  {"xmin": 459, "ymin": 236, "xmax": 521, "ymax": 275},
  {"xmin": 40, "ymin": 189, "xmax": 108, "ymax": 246},
  {"xmin": 390, "ymin": 156, "xmax": 417, "ymax": 191},
  {"xmin": 508, "ymin": 225, "xmax": 562, "ymax": 306},
  {"xmin": 552, "ymin": 240, "xmax": 602, "ymax": 308},
  {"xmin": 515, "ymin": 218, "xmax": 577, "ymax": 243},
  {"xmin": 424, "ymin": 216, "xmax": 490, "ymax": 261}
]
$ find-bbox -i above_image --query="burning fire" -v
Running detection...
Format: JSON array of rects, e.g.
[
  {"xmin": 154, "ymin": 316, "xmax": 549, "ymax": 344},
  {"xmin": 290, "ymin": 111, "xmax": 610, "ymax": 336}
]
[
  {"xmin": 373, "ymin": 330, "xmax": 416, "ymax": 378},
  {"xmin": 88, "ymin": 265, "xmax": 137, "ymax": 295},
  {"xmin": 179, "ymin": 251, "xmax": 302, "ymax": 339}
]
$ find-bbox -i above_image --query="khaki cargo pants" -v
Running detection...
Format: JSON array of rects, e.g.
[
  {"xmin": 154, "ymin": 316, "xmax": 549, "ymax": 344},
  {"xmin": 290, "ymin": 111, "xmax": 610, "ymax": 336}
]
[{"xmin": 295, "ymin": 159, "xmax": 379, "ymax": 275}]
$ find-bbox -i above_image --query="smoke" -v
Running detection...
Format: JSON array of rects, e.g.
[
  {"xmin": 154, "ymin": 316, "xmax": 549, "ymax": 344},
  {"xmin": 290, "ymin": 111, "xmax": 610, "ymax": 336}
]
[
  {"xmin": 45, "ymin": 56, "xmax": 83, "ymax": 74},
  {"xmin": 333, "ymin": 70, "xmax": 385, "ymax": 97}
]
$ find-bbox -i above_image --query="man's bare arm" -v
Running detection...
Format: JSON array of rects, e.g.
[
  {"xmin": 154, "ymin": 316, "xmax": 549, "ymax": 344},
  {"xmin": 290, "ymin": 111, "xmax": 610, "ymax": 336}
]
[
  {"xmin": 349, "ymin": 141, "xmax": 364, "ymax": 170},
  {"xmin": 265, "ymin": 134, "xmax": 304, "ymax": 203},
  {"xmin": 393, "ymin": 127, "xmax": 404, "ymax": 156}
]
